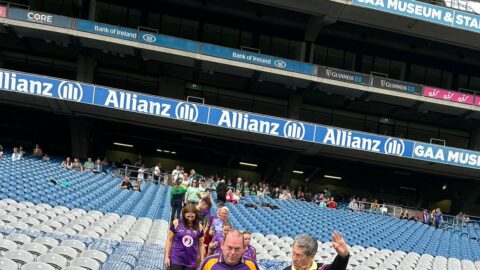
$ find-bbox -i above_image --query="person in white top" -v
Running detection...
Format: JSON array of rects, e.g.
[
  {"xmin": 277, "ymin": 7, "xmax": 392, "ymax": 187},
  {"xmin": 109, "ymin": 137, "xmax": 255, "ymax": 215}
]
[
  {"xmin": 11, "ymin": 147, "xmax": 21, "ymax": 161},
  {"xmin": 138, "ymin": 165, "xmax": 146, "ymax": 182},
  {"xmin": 153, "ymin": 163, "xmax": 162, "ymax": 184},
  {"xmin": 171, "ymin": 165, "xmax": 182, "ymax": 182}
]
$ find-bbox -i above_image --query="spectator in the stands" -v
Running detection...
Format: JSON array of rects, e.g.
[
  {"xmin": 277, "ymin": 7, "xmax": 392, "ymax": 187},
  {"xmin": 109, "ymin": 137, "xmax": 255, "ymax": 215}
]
[
  {"xmin": 18, "ymin": 146, "xmax": 25, "ymax": 158},
  {"xmin": 32, "ymin": 144, "xmax": 43, "ymax": 158},
  {"xmin": 0, "ymin": 145, "xmax": 3, "ymax": 158},
  {"xmin": 208, "ymin": 220, "xmax": 232, "ymax": 256},
  {"xmin": 359, "ymin": 198, "xmax": 367, "ymax": 211},
  {"xmin": 72, "ymin": 158, "xmax": 83, "ymax": 172},
  {"xmin": 226, "ymin": 178, "xmax": 234, "ymax": 191},
  {"xmin": 348, "ymin": 198, "xmax": 358, "ymax": 212},
  {"xmin": 380, "ymin": 204, "xmax": 388, "ymax": 215},
  {"xmin": 399, "ymin": 209, "xmax": 409, "ymax": 219},
  {"xmin": 153, "ymin": 163, "xmax": 162, "ymax": 184},
  {"xmin": 171, "ymin": 179, "xmax": 187, "ymax": 221},
  {"xmin": 165, "ymin": 204, "xmax": 205, "ymax": 270},
  {"xmin": 120, "ymin": 176, "xmax": 133, "ymax": 190},
  {"xmin": 137, "ymin": 164, "xmax": 146, "ymax": 182},
  {"xmin": 233, "ymin": 190, "xmax": 242, "ymax": 204},
  {"xmin": 235, "ymin": 177, "xmax": 243, "ymax": 193},
  {"xmin": 42, "ymin": 154, "xmax": 50, "ymax": 161},
  {"xmin": 422, "ymin": 209, "xmax": 430, "ymax": 224},
  {"xmin": 101, "ymin": 157, "xmax": 109, "ymax": 167},
  {"xmin": 242, "ymin": 181, "xmax": 250, "ymax": 196},
  {"xmin": 242, "ymin": 231, "xmax": 257, "ymax": 262},
  {"xmin": 133, "ymin": 179, "xmax": 141, "ymax": 192},
  {"xmin": 226, "ymin": 189, "xmax": 235, "ymax": 204},
  {"xmin": 209, "ymin": 207, "xmax": 230, "ymax": 237},
  {"xmin": 11, "ymin": 147, "xmax": 21, "ymax": 161},
  {"xmin": 250, "ymin": 185, "xmax": 257, "ymax": 196},
  {"xmin": 434, "ymin": 208, "xmax": 444, "ymax": 228},
  {"xmin": 61, "ymin": 157, "xmax": 73, "ymax": 169},
  {"xmin": 283, "ymin": 233, "xmax": 349, "ymax": 270},
  {"xmin": 185, "ymin": 179, "xmax": 202, "ymax": 205},
  {"xmin": 297, "ymin": 191, "xmax": 306, "ymax": 201},
  {"xmin": 172, "ymin": 165, "xmax": 182, "ymax": 182},
  {"xmin": 328, "ymin": 197, "xmax": 337, "ymax": 209},
  {"xmin": 324, "ymin": 189, "xmax": 331, "ymax": 200},
  {"xmin": 93, "ymin": 158, "xmax": 102, "ymax": 173},
  {"xmin": 370, "ymin": 199, "xmax": 379, "ymax": 211},
  {"xmin": 83, "ymin": 157, "xmax": 94, "ymax": 171},
  {"xmin": 199, "ymin": 179, "xmax": 207, "ymax": 198},
  {"xmin": 199, "ymin": 230, "xmax": 259, "ymax": 270},
  {"xmin": 216, "ymin": 179, "xmax": 227, "ymax": 204}
]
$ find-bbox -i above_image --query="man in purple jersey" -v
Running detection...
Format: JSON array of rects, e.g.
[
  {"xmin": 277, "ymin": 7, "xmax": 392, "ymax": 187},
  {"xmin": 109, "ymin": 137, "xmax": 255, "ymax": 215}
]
[
  {"xmin": 199, "ymin": 230, "xmax": 260, "ymax": 270},
  {"xmin": 242, "ymin": 231, "xmax": 256, "ymax": 262},
  {"xmin": 208, "ymin": 220, "xmax": 232, "ymax": 256}
]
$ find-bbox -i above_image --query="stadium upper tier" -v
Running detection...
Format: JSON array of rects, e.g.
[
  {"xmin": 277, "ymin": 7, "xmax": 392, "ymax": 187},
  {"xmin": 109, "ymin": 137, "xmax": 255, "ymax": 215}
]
[
  {"xmin": 1, "ymin": 4, "xmax": 480, "ymax": 112},
  {"xmin": 215, "ymin": 195, "xmax": 480, "ymax": 261}
]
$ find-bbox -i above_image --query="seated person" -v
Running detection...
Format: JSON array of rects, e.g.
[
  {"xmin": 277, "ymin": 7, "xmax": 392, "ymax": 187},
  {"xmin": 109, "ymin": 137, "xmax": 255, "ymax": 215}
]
[
  {"xmin": 83, "ymin": 157, "xmax": 94, "ymax": 171},
  {"xmin": 32, "ymin": 144, "xmax": 43, "ymax": 158},
  {"xmin": 0, "ymin": 144, "xmax": 4, "ymax": 158},
  {"xmin": 72, "ymin": 158, "xmax": 83, "ymax": 172},
  {"xmin": 11, "ymin": 147, "xmax": 22, "ymax": 161},
  {"xmin": 137, "ymin": 165, "xmax": 146, "ymax": 181},
  {"xmin": 120, "ymin": 176, "xmax": 133, "ymax": 190},
  {"xmin": 61, "ymin": 157, "xmax": 73, "ymax": 169},
  {"xmin": 93, "ymin": 158, "xmax": 103, "ymax": 173},
  {"xmin": 207, "ymin": 220, "xmax": 232, "ymax": 256},
  {"xmin": 133, "ymin": 179, "xmax": 141, "ymax": 192},
  {"xmin": 42, "ymin": 154, "xmax": 50, "ymax": 161}
]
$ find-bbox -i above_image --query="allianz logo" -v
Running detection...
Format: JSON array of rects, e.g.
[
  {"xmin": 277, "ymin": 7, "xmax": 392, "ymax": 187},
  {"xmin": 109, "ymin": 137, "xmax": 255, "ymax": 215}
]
[
  {"xmin": 273, "ymin": 59, "xmax": 287, "ymax": 69},
  {"xmin": 175, "ymin": 102, "xmax": 199, "ymax": 122},
  {"xmin": 142, "ymin": 33, "xmax": 157, "ymax": 43},
  {"xmin": 283, "ymin": 121, "xmax": 306, "ymax": 140},
  {"xmin": 57, "ymin": 81, "xmax": 84, "ymax": 102}
]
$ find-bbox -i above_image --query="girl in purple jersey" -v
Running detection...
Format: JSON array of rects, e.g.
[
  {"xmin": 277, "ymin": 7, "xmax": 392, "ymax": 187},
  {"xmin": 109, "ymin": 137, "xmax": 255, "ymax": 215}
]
[
  {"xmin": 242, "ymin": 231, "xmax": 257, "ymax": 262},
  {"xmin": 165, "ymin": 204, "xmax": 205, "ymax": 270}
]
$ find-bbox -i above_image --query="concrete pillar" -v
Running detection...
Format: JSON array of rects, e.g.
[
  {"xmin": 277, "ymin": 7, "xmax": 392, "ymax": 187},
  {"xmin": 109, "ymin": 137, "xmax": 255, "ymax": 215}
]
[
  {"xmin": 69, "ymin": 117, "xmax": 93, "ymax": 159},
  {"xmin": 287, "ymin": 93, "xmax": 302, "ymax": 120},
  {"xmin": 88, "ymin": 0, "xmax": 96, "ymax": 21},
  {"xmin": 77, "ymin": 55, "xmax": 96, "ymax": 83},
  {"xmin": 469, "ymin": 128, "xmax": 480, "ymax": 151}
]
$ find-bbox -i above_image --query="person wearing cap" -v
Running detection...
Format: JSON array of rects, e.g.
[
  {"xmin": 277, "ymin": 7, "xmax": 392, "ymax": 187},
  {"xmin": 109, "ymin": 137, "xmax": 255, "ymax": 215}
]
[
  {"xmin": 283, "ymin": 232, "xmax": 349, "ymax": 270},
  {"xmin": 199, "ymin": 230, "xmax": 259, "ymax": 270}
]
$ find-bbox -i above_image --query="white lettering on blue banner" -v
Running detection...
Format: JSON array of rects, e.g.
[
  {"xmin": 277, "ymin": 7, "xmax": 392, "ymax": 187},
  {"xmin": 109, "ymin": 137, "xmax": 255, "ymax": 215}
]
[{"xmin": 413, "ymin": 143, "xmax": 480, "ymax": 169}]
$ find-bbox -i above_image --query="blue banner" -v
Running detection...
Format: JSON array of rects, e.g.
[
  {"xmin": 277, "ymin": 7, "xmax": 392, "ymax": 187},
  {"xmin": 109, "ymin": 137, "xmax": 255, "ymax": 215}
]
[
  {"xmin": 208, "ymin": 108, "xmax": 315, "ymax": 142},
  {"xmin": 7, "ymin": 7, "xmax": 72, "ymax": 28},
  {"xmin": 200, "ymin": 44, "xmax": 316, "ymax": 75},
  {"xmin": 93, "ymin": 87, "xmax": 209, "ymax": 124},
  {"xmin": 0, "ymin": 70, "xmax": 94, "ymax": 104},
  {"xmin": 315, "ymin": 126, "xmax": 414, "ymax": 158},
  {"xmin": 352, "ymin": 0, "xmax": 455, "ymax": 26},
  {"xmin": 138, "ymin": 31, "xmax": 200, "ymax": 53},
  {"xmin": 75, "ymin": 19, "xmax": 137, "ymax": 41},
  {"xmin": 413, "ymin": 142, "xmax": 480, "ymax": 169},
  {"xmin": 453, "ymin": 10, "xmax": 480, "ymax": 33},
  {"xmin": 4, "ymin": 68, "xmax": 480, "ymax": 170}
]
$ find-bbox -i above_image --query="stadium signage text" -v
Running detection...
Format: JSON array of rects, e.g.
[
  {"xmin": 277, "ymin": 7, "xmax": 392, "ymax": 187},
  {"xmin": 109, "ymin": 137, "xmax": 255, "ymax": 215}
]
[
  {"xmin": 5, "ymin": 68, "xmax": 480, "ymax": 170},
  {"xmin": 315, "ymin": 127, "xmax": 412, "ymax": 157},
  {"xmin": 317, "ymin": 66, "xmax": 369, "ymax": 85},
  {"xmin": 76, "ymin": 20, "xmax": 137, "ymax": 41},
  {"xmin": 423, "ymin": 86, "xmax": 474, "ymax": 105},
  {"xmin": 413, "ymin": 143, "xmax": 480, "ymax": 169},
  {"xmin": 371, "ymin": 77, "xmax": 422, "ymax": 95},
  {"xmin": 7, "ymin": 7, "xmax": 72, "ymax": 28}
]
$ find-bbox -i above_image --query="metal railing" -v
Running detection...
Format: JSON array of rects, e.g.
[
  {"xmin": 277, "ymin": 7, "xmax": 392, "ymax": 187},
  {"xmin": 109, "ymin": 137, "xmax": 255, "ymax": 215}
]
[
  {"xmin": 112, "ymin": 164, "xmax": 171, "ymax": 185},
  {"xmin": 346, "ymin": 201, "xmax": 403, "ymax": 217}
]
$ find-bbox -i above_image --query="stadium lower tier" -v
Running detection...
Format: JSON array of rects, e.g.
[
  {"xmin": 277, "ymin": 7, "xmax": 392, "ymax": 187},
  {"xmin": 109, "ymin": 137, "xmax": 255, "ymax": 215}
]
[{"xmin": 0, "ymin": 157, "xmax": 171, "ymax": 219}]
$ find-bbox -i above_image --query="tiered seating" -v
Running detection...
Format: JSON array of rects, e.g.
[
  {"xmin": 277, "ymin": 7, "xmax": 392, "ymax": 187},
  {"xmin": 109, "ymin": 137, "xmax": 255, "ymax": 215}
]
[
  {"xmin": 0, "ymin": 157, "xmax": 171, "ymax": 220},
  {"xmin": 214, "ymin": 195, "xmax": 480, "ymax": 265},
  {"xmin": 0, "ymin": 198, "xmax": 169, "ymax": 269}
]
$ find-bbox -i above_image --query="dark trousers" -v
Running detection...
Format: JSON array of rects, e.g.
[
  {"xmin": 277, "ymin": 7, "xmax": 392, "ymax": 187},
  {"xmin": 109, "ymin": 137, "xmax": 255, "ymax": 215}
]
[
  {"xmin": 171, "ymin": 200, "xmax": 183, "ymax": 221},
  {"xmin": 170, "ymin": 264, "xmax": 195, "ymax": 270}
]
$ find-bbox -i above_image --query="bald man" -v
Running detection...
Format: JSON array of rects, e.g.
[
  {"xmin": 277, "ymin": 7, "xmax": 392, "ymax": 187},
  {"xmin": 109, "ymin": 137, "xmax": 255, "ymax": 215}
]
[{"xmin": 198, "ymin": 230, "xmax": 259, "ymax": 270}]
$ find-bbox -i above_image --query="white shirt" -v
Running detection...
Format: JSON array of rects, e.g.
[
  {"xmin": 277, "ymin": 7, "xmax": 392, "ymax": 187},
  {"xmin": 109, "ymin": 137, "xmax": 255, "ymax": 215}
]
[
  {"xmin": 154, "ymin": 166, "xmax": 161, "ymax": 176},
  {"xmin": 138, "ymin": 168, "xmax": 145, "ymax": 180},
  {"xmin": 11, "ymin": 153, "xmax": 21, "ymax": 161},
  {"xmin": 172, "ymin": 169, "xmax": 181, "ymax": 180}
]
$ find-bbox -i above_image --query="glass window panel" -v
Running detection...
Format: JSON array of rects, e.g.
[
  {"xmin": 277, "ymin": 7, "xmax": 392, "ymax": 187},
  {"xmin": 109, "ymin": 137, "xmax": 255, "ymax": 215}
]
[
  {"xmin": 441, "ymin": 71, "xmax": 452, "ymax": 89},
  {"xmin": 469, "ymin": 76, "xmax": 480, "ymax": 91},
  {"xmin": 127, "ymin": 9, "xmax": 141, "ymax": 28},
  {"xmin": 162, "ymin": 15, "xmax": 182, "ymax": 37},
  {"xmin": 312, "ymin": 45, "xmax": 327, "ymax": 65},
  {"xmin": 240, "ymin": 31, "xmax": 253, "ymax": 48},
  {"xmin": 326, "ymin": 48, "xmax": 344, "ymax": 69},
  {"xmin": 373, "ymin": 57, "xmax": 390, "ymax": 75},
  {"xmin": 108, "ymin": 4, "xmax": 127, "ymax": 26},
  {"xmin": 390, "ymin": 60, "xmax": 406, "ymax": 80},
  {"xmin": 344, "ymin": 51, "xmax": 356, "ymax": 71},
  {"xmin": 288, "ymin": 40, "xmax": 302, "ymax": 60},
  {"xmin": 147, "ymin": 12, "xmax": 161, "ymax": 29},
  {"xmin": 425, "ymin": 67, "xmax": 442, "ymax": 86},
  {"xmin": 271, "ymin": 37, "xmax": 289, "ymax": 58},
  {"xmin": 360, "ymin": 55, "xmax": 373, "ymax": 74},
  {"xmin": 180, "ymin": 19, "xmax": 199, "ymax": 40},
  {"xmin": 221, "ymin": 27, "xmax": 239, "ymax": 48},
  {"xmin": 409, "ymin": 64, "xmax": 426, "ymax": 84},
  {"xmin": 258, "ymin": 35, "xmax": 271, "ymax": 55}
]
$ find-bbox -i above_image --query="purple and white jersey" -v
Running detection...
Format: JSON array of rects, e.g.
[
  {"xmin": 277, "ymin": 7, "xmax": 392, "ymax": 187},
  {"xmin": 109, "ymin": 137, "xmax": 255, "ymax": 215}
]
[
  {"xmin": 169, "ymin": 220, "xmax": 204, "ymax": 268},
  {"xmin": 243, "ymin": 245, "xmax": 257, "ymax": 261}
]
